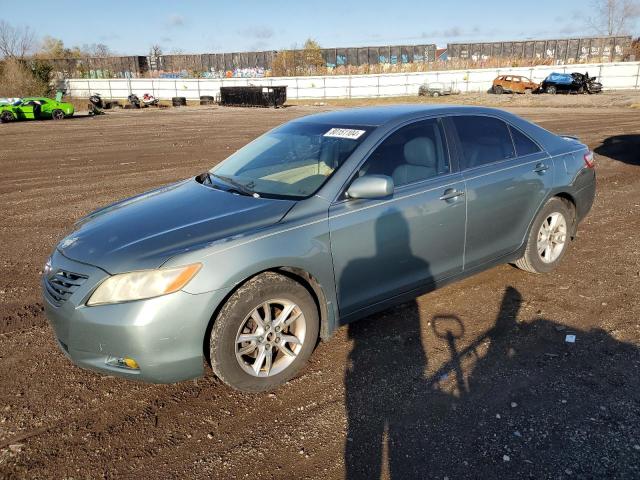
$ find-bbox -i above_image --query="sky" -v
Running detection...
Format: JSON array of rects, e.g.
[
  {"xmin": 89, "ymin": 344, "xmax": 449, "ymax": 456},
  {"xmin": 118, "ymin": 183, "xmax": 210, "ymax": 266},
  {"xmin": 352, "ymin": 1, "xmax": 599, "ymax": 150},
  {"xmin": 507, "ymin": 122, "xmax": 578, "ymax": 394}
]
[{"xmin": 1, "ymin": 0, "xmax": 636, "ymax": 55}]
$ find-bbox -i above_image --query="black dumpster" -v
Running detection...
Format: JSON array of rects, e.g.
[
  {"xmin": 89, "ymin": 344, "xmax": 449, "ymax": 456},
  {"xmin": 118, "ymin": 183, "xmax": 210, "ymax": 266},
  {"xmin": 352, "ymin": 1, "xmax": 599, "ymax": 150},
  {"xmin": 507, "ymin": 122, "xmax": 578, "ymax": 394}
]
[{"xmin": 219, "ymin": 86, "xmax": 286, "ymax": 108}]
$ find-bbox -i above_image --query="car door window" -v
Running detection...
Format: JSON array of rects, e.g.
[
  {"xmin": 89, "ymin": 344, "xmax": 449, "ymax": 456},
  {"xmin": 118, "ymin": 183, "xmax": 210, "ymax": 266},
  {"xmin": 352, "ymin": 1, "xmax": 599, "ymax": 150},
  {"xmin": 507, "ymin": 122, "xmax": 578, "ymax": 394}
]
[
  {"xmin": 452, "ymin": 115, "xmax": 516, "ymax": 169},
  {"xmin": 510, "ymin": 126, "xmax": 541, "ymax": 157},
  {"xmin": 355, "ymin": 119, "xmax": 449, "ymax": 188}
]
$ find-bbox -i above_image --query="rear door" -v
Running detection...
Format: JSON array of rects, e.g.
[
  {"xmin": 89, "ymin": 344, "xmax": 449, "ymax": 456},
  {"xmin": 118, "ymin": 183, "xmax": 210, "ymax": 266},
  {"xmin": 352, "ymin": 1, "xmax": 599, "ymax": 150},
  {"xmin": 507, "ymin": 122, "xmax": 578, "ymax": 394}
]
[{"xmin": 450, "ymin": 115, "xmax": 553, "ymax": 269}]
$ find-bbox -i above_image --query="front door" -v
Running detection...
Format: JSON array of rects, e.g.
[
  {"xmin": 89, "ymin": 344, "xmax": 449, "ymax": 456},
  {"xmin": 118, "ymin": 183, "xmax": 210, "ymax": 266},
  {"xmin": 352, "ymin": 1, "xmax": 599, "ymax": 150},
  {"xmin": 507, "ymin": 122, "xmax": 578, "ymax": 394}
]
[{"xmin": 329, "ymin": 118, "xmax": 466, "ymax": 319}]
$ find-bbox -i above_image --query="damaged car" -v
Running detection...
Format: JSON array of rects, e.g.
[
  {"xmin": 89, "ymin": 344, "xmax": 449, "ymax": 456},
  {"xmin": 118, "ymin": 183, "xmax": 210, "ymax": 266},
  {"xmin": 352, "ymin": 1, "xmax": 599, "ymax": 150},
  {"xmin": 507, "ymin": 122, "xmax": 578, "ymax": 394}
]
[
  {"xmin": 492, "ymin": 75, "xmax": 539, "ymax": 94},
  {"xmin": 540, "ymin": 72, "xmax": 603, "ymax": 94}
]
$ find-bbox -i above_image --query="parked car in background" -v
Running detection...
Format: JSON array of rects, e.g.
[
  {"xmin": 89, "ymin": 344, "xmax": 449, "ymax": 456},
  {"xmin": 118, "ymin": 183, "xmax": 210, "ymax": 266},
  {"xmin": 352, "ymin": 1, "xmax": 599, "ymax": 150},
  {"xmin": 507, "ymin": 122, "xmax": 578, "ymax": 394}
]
[
  {"xmin": 540, "ymin": 72, "xmax": 603, "ymax": 94},
  {"xmin": 418, "ymin": 81, "xmax": 459, "ymax": 97},
  {"xmin": 43, "ymin": 105, "xmax": 596, "ymax": 392},
  {"xmin": 0, "ymin": 97, "xmax": 74, "ymax": 122},
  {"xmin": 492, "ymin": 75, "xmax": 539, "ymax": 94}
]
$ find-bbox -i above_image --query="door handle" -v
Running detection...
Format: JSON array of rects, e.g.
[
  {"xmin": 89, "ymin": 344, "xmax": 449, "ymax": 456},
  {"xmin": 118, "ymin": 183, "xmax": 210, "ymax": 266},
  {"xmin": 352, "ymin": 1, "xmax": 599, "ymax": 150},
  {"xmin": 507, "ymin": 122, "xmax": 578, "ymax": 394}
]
[
  {"xmin": 534, "ymin": 163, "xmax": 550, "ymax": 173},
  {"xmin": 440, "ymin": 189, "xmax": 465, "ymax": 201}
]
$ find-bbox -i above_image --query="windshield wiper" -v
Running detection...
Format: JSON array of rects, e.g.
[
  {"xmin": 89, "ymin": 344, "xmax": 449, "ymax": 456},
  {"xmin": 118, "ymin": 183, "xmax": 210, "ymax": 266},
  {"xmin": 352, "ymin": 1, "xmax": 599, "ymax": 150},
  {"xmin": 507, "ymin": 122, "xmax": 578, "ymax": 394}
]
[{"xmin": 207, "ymin": 173, "xmax": 259, "ymax": 197}]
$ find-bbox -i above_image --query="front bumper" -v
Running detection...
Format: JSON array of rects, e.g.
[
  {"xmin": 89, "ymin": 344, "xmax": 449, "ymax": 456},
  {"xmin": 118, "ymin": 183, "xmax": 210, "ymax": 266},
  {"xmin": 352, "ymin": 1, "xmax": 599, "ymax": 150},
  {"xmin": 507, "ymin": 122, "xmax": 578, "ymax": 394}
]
[{"xmin": 43, "ymin": 250, "xmax": 230, "ymax": 383}]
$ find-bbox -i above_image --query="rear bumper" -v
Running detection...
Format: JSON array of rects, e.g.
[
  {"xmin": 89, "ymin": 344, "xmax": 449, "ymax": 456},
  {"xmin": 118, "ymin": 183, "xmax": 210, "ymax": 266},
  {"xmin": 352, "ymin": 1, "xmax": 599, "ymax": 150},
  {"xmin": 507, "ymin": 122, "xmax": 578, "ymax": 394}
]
[
  {"xmin": 43, "ymin": 250, "xmax": 230, "ymax": 383},
  {"xmin": 574, "ymin": 169, "xmax": 596, "ymax": 224}
]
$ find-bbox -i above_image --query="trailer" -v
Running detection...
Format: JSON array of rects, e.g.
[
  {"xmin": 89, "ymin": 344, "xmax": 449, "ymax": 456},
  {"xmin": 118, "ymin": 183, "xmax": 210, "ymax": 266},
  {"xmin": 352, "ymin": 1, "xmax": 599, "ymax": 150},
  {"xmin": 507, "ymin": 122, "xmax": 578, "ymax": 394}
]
[{"xmin": 219, "ymin": 86, "xmax": 287, "ymax": 108}]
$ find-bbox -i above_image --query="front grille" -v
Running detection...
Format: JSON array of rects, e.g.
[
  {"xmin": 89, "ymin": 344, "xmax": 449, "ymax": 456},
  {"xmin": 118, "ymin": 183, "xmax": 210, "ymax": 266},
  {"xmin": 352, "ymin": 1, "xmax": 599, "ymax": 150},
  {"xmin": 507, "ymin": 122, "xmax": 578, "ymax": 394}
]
[{"xmin": 44, "ymin": 269, "xmax": 88, "ymax": 306}]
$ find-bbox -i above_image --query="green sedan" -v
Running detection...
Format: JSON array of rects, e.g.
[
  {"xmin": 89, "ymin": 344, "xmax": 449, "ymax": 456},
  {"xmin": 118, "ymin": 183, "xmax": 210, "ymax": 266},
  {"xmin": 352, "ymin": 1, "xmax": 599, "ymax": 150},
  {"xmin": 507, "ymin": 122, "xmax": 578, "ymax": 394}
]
[{"xmin": 0, "ymin": 97, "xmax": 74, "ymax": 122}]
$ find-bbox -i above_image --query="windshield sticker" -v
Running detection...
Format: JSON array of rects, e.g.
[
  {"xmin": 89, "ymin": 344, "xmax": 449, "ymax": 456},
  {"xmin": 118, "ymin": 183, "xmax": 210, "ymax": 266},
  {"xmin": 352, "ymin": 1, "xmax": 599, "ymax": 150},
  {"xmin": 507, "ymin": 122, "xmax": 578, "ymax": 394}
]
[{"xmin": 323, "ymin": 128, "xmax": 366, "ymax": 140}]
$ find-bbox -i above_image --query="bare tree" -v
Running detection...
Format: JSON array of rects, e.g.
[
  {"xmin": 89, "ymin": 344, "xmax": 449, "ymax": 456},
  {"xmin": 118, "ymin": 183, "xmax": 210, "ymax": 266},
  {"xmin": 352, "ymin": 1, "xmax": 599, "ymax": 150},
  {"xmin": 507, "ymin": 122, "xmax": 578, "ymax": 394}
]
[
  {"xmin": 83, "ymin": 43, "xmax": 112, "ymax": 57},
  {"xmin": 0, "ymin": 21, "xmax": 35, "ymax": 59},
  {"xmin": 149, "ymin": 44, "xmax": 163, "ymax": 58},
  {"xmin": 587, "ymin": 0, "xmax": 640, "ymax": 35}
]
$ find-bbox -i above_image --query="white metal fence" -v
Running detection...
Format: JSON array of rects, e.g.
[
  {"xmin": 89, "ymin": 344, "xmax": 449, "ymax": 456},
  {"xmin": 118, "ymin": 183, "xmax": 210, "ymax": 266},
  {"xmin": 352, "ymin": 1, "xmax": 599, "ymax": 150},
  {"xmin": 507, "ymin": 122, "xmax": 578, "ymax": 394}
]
[{"xmin": 64, "ymin": 61, "xmax": 640, "ymax": 101}]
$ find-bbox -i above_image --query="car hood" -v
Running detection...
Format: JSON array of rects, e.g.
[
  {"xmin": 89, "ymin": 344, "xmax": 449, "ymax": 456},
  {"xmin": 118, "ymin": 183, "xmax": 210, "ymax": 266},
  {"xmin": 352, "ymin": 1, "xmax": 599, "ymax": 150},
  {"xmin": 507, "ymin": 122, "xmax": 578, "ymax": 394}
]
[{"xmin": 57, "ymin": 178, "xmax": 295, "ymax": 273}]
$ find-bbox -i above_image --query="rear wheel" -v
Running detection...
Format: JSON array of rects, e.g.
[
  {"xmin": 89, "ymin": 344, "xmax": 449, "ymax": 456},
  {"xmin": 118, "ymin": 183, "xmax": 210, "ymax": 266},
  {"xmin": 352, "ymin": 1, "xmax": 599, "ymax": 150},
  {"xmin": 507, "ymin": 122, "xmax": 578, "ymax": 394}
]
[
  {"xmin": 431, "ymin": 91, "xmax": 440, "ymax": 98},
  {"xmin": 546, "ymin": 85, "xmax": 557, "ymax": 94},
  {"xmin": 515, "ymin": 197, "xmax": 573, "ymax": 274},
  {"xmin": 209, "ymin": 272, "xmax": 319, "ymax": 392},
  {"xmin": 0, "ymin": 111, "xmax": 15, "ymax": 123},
  {"xmin": 493, "ymin": 85, "xmax": 504, "ymax": 95},
  {"xmin": 51, "ymin": 109, "xmax": 65, "ymax": 120}
]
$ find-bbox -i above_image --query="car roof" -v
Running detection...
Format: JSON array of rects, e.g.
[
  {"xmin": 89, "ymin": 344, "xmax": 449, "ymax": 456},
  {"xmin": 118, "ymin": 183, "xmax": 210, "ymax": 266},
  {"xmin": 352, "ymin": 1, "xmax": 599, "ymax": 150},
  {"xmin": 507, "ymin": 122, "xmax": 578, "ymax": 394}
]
[
  {"xmin": 292, "ymin": 104, "xmax": 511, "ymax": 127},
  {"xmin": 21, "ymin": 97, "xmax": 53, "ymax": 101}
]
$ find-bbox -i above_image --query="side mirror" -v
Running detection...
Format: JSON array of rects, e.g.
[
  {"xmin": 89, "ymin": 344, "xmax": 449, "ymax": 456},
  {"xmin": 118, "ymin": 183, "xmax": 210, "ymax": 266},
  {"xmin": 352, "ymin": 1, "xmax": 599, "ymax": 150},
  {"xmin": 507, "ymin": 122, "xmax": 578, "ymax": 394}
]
[{"xmin": 347, "ymin": 175, "xmax": 394, "ymax": 200}]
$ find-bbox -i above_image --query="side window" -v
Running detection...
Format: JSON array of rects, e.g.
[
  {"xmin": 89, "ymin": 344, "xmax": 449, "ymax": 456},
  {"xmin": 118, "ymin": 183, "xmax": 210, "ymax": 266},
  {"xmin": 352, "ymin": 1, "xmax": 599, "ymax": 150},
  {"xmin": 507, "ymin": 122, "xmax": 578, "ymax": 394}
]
[
  {"xmin": 452, "ymin": 115, "xmax": 515, "ymax": 169},
  {"xmin": 356, "ymin": 119, "xmax": 449, "ymax": 188},
  {"xmin": 510, "ymin": 126, "xmax": 541, "ymax": 157}
]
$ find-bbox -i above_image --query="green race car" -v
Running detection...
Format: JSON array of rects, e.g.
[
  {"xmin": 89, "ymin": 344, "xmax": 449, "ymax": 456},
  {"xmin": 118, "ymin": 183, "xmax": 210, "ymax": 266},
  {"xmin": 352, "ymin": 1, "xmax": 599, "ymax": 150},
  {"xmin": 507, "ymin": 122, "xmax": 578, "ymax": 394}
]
[{"xmin": 0, "ymin": 97, "xmax": 74, "ymax": 123}]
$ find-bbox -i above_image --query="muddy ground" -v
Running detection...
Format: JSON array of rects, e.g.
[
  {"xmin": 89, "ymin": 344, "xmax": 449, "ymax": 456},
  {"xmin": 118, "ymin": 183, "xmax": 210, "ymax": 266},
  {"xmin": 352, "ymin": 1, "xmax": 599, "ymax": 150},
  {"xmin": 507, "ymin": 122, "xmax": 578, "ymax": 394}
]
[{"xmin": 0, "ymin": 98, "xmax": 639, "ymax": 479}]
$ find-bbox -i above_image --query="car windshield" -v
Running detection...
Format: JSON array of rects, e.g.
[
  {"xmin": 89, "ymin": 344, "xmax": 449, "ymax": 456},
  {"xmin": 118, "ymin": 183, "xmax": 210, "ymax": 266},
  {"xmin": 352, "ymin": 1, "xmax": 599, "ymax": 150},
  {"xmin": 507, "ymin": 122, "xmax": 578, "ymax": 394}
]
[{"xmin": 210, "ymin": 122, "xmax": 372, "ymax": 199}]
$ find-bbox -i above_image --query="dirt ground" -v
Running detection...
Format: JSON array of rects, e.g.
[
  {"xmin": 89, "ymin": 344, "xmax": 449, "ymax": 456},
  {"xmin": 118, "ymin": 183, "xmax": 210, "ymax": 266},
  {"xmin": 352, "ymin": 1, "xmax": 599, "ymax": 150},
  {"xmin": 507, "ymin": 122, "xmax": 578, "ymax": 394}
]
[{"xmin": 0, "ymin": 97, "xmax": 639, "ymax": 479}]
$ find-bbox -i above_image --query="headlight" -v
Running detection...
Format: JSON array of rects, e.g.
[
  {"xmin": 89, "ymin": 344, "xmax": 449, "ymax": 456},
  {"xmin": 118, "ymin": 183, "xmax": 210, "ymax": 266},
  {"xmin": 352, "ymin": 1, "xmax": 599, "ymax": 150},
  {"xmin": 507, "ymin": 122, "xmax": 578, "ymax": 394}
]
[{"xmin": 87, "ymin": 263, "xmax": 201, "ymax": 306}]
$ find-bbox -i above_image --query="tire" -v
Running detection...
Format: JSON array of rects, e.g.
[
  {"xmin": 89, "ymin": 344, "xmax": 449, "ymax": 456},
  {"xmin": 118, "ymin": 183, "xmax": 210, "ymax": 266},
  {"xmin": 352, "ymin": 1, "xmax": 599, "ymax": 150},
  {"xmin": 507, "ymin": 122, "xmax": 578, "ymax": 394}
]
[
  {"xmin": 200, "ymin": 95, "xmax": 215, "ymax": 105},
  {"xmin": 209, "ymin": 272, "xmax": 319, "ymax": 392},
  {"xmin": 546, "ymin": 85, "xmax": 557, "ymax": 95},
  {"xmin": 493, "ymin": 85, "xmax": 504, "ymax": 95},
  {"xmin": 172, "ymin": 96, "xmax": 187, "ymax": 107},
  {"xmin": 1, "ymin": 111, "xmax": 15, "ymax": 123},
  {"xmin": 51, "ymin": 109, "xmax": 65, "ymax": 120},
  {"xmin": 431, "ymin": 91, "xmax": 440, "ymax": 98},
  {"xmin": 515, "ymin": 197, "xmax": 573, "ymax": 274}
]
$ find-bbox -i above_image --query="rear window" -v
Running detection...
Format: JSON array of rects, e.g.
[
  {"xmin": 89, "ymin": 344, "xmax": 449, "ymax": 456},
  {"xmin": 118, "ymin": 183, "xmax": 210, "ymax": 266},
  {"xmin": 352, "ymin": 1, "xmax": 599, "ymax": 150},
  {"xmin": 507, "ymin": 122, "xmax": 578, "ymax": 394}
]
[
  {"xmin": 452, "ymin": 116, "xmax": 516, "ymax": 169},
  {"xmin": 510, "ymin": 126, "xmax": 541, "ymax": 157}
]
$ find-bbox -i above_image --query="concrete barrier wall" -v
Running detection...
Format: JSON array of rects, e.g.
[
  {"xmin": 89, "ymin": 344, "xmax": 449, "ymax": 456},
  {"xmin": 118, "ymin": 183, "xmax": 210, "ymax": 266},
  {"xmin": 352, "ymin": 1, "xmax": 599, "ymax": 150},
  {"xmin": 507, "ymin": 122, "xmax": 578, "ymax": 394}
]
[{"xmin": 64, "ymin": 61, "xmax": 640, "ymax": 100}]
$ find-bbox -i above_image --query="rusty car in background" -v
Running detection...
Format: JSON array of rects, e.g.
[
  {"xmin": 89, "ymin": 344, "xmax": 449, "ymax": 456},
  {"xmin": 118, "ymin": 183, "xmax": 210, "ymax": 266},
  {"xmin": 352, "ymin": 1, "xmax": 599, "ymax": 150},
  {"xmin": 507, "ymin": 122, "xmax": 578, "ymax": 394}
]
[{"xmin": 492, "ymin": 75, "xmax": 540, "ymax": 94}]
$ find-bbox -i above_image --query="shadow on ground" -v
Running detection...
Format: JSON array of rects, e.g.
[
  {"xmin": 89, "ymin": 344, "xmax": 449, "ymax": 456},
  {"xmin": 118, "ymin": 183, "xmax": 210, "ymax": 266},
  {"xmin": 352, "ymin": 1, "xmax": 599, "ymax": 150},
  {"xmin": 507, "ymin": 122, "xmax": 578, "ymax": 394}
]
[
  {"xmin": 595, "ymin": 135, "xmax": 640, "ymax": 166},
  {"xmin": 344, "ymin": 286, "xmax": 640, "ymax": 479}
]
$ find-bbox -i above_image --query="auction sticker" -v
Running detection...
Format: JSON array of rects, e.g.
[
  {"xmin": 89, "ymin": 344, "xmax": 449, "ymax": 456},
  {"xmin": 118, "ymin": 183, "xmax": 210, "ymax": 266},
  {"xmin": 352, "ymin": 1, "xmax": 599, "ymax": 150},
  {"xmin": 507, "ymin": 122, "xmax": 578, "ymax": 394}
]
[{"xmin": 323, "ymin": 128, "xmax": 366, "ymax": 140}]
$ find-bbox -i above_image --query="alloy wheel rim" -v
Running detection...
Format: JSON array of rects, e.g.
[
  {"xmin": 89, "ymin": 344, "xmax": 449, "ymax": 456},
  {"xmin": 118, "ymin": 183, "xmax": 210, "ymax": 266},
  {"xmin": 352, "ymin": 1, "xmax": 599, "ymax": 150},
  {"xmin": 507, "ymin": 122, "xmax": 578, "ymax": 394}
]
[
  {"xmin": 537, "ymin": 212, "xmax": 567, "ymax": 263},
  {"xmin": 235, "ymin": 299, "xmax": 306, "ymax": 377}
]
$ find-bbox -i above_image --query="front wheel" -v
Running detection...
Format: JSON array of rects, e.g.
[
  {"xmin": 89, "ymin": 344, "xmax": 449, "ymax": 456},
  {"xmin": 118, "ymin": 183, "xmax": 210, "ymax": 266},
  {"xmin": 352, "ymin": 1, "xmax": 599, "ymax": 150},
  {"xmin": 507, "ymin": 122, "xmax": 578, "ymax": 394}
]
[
  {"xmin": 1, "ymin": 111, "xmax": 15, "ymax": 123},
  {"xmin": 209, "ymin": 272, "xmax": 319, "ymax": 392},
  {"xmin": 515, "ymin": 197, "xmax": 573, "ymax": 274}
]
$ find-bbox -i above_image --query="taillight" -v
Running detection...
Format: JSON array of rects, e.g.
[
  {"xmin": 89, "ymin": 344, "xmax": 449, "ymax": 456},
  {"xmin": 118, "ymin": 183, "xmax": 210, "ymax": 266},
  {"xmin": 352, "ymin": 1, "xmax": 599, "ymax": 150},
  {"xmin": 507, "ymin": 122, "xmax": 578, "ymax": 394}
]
[{"xmin": 583, "ymin": 151, "xmax": 595, "ymax": 168}]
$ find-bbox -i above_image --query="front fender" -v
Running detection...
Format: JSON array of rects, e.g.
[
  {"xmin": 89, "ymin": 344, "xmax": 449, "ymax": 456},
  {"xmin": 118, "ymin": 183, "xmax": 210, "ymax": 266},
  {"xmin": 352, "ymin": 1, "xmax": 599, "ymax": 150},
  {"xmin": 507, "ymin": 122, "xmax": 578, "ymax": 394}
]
[{"xmin": 165, "ymin": 214, "xmax": 339, "ymax": 337}]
